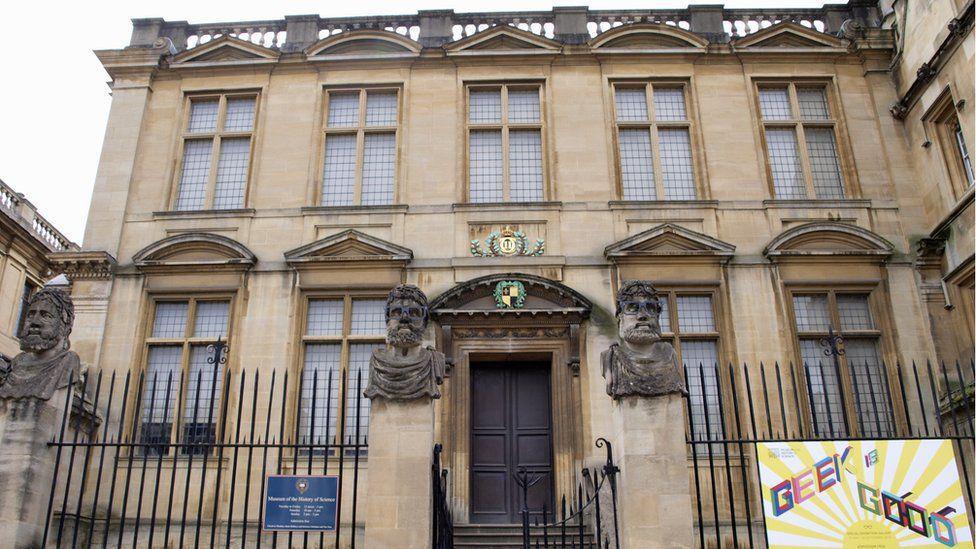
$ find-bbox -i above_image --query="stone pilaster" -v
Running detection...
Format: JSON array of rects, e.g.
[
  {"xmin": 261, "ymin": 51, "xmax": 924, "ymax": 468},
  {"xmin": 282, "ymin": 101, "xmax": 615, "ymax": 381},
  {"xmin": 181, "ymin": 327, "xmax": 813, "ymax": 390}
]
[
  {"xmin": 0, "ymin": 388, "xmax": 73, "ymax": 549},
  {"xmin": 610, "ymin": 394, "xmax": 694, "ymax": 549},
  {"xmin": 363, "ymin": 398, "xmax": 434, "ymax": 549}
]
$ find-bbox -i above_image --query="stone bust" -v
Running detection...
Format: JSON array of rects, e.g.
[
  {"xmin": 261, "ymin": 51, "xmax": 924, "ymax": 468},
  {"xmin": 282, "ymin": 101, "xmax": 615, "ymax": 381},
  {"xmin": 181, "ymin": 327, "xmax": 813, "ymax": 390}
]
[
  {"xmin": 601, "ymin": 280, "xmax": 687, "ymax": 399},
  {"xmin": 364, "ymin": 284, "xmax": 445, "ymax": 401},
  {"xmin": 0, "ymin": 287, "xmax": 82, "ymax": 401}
]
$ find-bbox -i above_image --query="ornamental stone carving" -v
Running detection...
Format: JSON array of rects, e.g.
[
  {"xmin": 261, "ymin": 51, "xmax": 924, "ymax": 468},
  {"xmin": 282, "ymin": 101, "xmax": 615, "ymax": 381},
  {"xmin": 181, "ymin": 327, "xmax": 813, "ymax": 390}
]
[
  {"xmin": 0, "ymin": 288, "xmax": 82, "ymax": 401},
  {"xmin": 364, "ymin": 285, "xmax": 446, "ymax": 401},
  {"xmin": 601, "ymin": 280, "xmax": 687, "ymax": 399}
]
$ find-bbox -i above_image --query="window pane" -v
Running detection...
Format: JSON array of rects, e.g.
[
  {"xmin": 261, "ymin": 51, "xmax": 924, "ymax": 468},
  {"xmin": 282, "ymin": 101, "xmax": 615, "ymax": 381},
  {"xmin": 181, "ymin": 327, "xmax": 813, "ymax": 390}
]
[
  {"xmin": 361, "ymin": 133, "xmax": 396, "ymax": 205},
  {"xmin": 759, "ymin": 88, "xmax": 792, "ymax": 120},
  {"xmin": 175, "ymin": 139, "xmax": 213, "ymax": 211},
  {"xmin": 345, "ymin": 343, "xmax": 381, "ymax": 445},
  {"xmin": 193, "ymin": 301, "xmax": 229, "ymax": 338},
  {"xmin": 845, "ymin": 339, "xmax": 894, "ymax": 438},
  {"xmin": 615, "ymin": 88, "xmax": 648, "ymax": 122},
  {"xmin": 350, "ymin": 299, "xmax": 386, "ymax": 335},
  {"xmin": 328, "ymin": 92, "xmax": 360, "ymax": 127},
  {"xmin": 182, "ymin": 346, "xmax": 223, "ymax": 454},
  {"xmin": 653, "ymin": 87, "xmax": 687, "ymax": 121},
  {"xmin": 509, "ymin": 130, "xmax": 544, "ymax": 202},
  {"xmin": 307, "ymin": 300, "xmax": 344, "ymax": 336},
  {"xmin": 152, "ymin": 302, "xmax": 188, "ymax": 338},
  {"xmin": 187, "ymin": 100, "xmax": 219, "ymax": 133},
  {"xmin": 805, "ymin": 128, "xmax": 845, "ymax": 199},
  {"xmin": 793, "ymin": 295, "xmax": 830, "ymax": 332},
  {"xmin": 469, "ymin": 90, "xmax": 502, "ymax": 123},
  {"xmin": 797, "ymin": 88, "xmax": 829, "ymax": 120},
  {"xmin": 954, "ymin": 122, "xmax": 975, "ymax": 186},
  {"xmin": 837, "ymin": 295, "xmax": 873, "ymax": 330},
  {"xmin": 321, "ymin": 134, "xmax": 357, "ymax": 206},
  {"xmin": 141, "ymin": 346, "xmax": 181, "ymax": 455},
  {"xmin": 468, "ymin": 130, "xmax": 503, "ymax": 202},
  {"xmin": 508, "ymin": 89, "xmax": 541, "ymax": 123},
  {"xmin": 365, "ymin": 92, "xmax": 398, "ymax": 127},
  {"xmin": 224, "ymin": 97, "xmax": 256, "ymax": 131},
  {"xmin": 659, "ymin": 128, "xmax": 695, "ymax": 200},
  {"xmin": 658, "ymin": 298, "xmax": 671, "ymax": 333},
  {"xmin": 618, "ymin": 128, "xmax": 656, "ymax": 200},
  {"xmin": 766, "ymin": 128, "xmax": 806, "ymax": 199},
  {"xmin": 682, "ymin": 341, "xmax": 723, "ymax": 442},
  {"xmin": 677, "ymin": 296, "xmax": 715, "ymax": 332},
  {"xmin": 301, "ymin": 344, "xmax": 341, "ymax": 447},
  {"xmin": 800, "ymin": 339, "xmax": 847, "ymax": 437},
  {"xmin": 213, "ymin": 137, "xmax": 250, "ymax": 209}
]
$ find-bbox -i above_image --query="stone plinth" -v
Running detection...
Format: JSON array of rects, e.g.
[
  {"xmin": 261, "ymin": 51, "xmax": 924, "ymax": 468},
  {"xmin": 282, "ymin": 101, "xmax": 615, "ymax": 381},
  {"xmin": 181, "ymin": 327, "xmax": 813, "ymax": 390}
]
[
  {"xmin": 363, "ymin": 398, "xmax": 434, "ymax": 549},
  {"xmin": 611, "ymin": 394, "xmax": 694, "ymax": 549},
  {"xmin": 0, "ymin": 388, "xmax": 72, "ymax": 549}
]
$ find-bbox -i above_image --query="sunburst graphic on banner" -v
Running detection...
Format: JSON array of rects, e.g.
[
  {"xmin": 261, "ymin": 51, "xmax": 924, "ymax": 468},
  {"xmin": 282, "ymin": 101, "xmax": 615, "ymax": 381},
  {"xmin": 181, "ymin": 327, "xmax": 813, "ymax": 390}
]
[{"xmin": 757, "ymin": 440, "xmax": 973, "ymax": 548}]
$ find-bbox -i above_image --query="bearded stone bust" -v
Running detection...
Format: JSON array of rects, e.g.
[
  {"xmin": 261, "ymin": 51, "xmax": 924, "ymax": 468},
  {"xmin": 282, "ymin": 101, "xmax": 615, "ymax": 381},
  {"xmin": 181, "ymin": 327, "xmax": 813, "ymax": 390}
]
[
  {"xmin": 1, "ymin": 287, "xmax": 82, "ymax": 401},
  {"xmin": 364, "ymin": 284, "xmax": 445, "ymax": 401},
  {"xmin": 601, "ymin": 280, "xmax": 686, "ymax": 399}
]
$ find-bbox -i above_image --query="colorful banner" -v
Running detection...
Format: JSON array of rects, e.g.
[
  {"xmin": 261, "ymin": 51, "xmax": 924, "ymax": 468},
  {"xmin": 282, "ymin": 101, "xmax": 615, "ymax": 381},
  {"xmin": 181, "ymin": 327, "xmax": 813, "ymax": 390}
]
[{"xmin": 757, "ymin": 440, "xmax": 973, "ymax": 548}]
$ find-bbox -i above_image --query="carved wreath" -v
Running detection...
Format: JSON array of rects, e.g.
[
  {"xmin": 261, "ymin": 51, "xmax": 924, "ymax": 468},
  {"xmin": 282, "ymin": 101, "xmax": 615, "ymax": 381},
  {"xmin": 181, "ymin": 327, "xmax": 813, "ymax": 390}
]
[{"xmin": 470, "ymin": 229, "xmax": 545, "ymax": 257}]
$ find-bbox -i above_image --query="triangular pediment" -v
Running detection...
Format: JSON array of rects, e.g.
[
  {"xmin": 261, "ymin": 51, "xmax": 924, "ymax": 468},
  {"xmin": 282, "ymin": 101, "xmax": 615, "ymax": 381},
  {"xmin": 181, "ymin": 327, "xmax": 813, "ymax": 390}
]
[
  {"xmin": 589, "ymin": 23, "xmax": 708, "ymax": 50},
  {"xmin": 284, "ymin": 229, "xmax": 412, "ymax": 265},
  {"xmin": 733, "ymin": 22, "xmax": 846, "ymax": 49},
  {"xmin": 133, "ymin": 233, "xmax": 256, "ymax": 270},
  {"xmin": 305, "ymin": 30, "xmax": 421, "ymax": 57},
  {"xmin": 172, "ymin": 35, "xmax": 279, "ymax": 64},
  {"xmin": 605, "ymin": 224, "xmax": 735, "ymax": 259},
  {"xmin": 445, "ymin": 26, "xmax": 561, "ymax": 54}
]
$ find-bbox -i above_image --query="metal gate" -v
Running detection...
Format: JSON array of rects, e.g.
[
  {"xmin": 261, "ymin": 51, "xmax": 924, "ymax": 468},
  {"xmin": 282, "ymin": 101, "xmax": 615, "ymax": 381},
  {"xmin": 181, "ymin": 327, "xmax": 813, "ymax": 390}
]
[
  {"xmin": 686, "ymin": 358, "xmax": 975, "ymax": 548},
  {"xmin": 42, "ymin": 358, "xmax": 369, "ymax": 548}
]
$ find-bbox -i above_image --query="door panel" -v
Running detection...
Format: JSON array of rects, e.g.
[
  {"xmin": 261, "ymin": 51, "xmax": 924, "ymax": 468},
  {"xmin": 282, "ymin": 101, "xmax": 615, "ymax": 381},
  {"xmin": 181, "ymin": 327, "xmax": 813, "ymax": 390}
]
[{"xmin": 470, "ymin": 363, "xmax": 553, "ymax": 524}]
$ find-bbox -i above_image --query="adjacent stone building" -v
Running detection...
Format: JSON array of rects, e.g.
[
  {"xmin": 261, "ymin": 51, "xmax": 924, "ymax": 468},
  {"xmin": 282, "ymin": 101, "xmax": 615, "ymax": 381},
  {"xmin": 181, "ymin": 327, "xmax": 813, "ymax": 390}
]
[{"xmin": 46, "ymin": 0, "xmax": 974, "ymax": 545}]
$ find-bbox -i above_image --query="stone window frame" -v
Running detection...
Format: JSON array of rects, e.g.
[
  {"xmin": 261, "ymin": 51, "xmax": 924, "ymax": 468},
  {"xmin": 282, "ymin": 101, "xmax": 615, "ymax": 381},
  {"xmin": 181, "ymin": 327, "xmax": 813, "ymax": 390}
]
[
  {"xmin": 751, "ymin": 78, "xmax": 858, "ymax": 200},
  {"xmin": 783, "ymin": 284, "xmax": 898, "ymax": 440},
  {"xmin": 294, "ymin": 290, "xmax": 389, "ymax": 459},
  {"xmin": 315, "ymin": 85, "xmax": 403, "ymax": 207},
  {"xmin": 608, "ymin": 79, "xmax": 707, "ymax": 201},
  {"xmin": 137, "ymin": 294, "xmax": 237, "ymax": 458},
  {"xmin": 653, "ymin": 287, "xmax": 728, "ymax": 447},
  {"xmin": 925, "ymin": 89, "xmax": 975, "ymax": 199},
  {"xmin": 463, "ymin": 82, "xmax": 550, "ymax": 203},
  {"xmin": 169, "ymin": 91, "xmax": 261, "ymax": 211}
]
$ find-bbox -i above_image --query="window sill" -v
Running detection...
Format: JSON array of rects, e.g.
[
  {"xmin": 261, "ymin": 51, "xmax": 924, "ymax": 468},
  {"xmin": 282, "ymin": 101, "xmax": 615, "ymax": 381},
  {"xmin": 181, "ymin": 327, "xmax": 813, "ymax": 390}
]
[
  {"xmin": 762, "ymin": 199, "xmax": 871, "ymax": 209},
  {"xmin": 153, "ymin": 208, "xmax": 256, "ymax": 219},
  {"xmin": 452, "ymin": 201, "xmax": 562, "ymax": 212},
  {"xmin": 301, "ymin": 204, "xmax": 409, "ymax": 215},
  {"xmin": 608, "ymin": 200, "xmax": 718, "ymax": 210}
]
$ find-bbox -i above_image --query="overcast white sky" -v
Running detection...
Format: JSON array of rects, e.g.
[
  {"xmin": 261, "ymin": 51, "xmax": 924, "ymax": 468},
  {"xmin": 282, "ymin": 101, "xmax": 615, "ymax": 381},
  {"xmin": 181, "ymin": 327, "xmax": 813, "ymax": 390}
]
[{"xmin": 1, "ymin": 0, "xmax": 830, "ymax": 244}]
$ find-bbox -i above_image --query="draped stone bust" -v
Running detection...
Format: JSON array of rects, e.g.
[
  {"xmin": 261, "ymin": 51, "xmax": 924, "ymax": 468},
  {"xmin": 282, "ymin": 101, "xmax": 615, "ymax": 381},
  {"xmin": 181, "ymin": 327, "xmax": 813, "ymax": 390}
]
[
  {"xmin": 0, "ymin": 287, "xmax": 82, "ymax": 401},
  {"xmin": 601, "ymin": 280, "xmax": 687, "ymax": 399},
  {"xmin": 364, "ymin": 285, "xmax": 445, "ymax": 401}
]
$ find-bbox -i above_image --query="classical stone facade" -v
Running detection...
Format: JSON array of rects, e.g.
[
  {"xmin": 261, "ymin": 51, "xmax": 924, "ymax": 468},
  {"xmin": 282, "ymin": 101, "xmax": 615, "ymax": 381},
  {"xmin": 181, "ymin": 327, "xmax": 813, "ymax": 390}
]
[{"xmin": 49, "ymin": 1, "xmax": 974, "ymax": 545}]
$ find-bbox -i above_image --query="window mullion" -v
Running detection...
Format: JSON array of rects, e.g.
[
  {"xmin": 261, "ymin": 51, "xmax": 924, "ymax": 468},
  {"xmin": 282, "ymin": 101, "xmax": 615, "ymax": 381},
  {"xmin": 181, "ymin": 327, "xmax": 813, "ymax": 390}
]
[
  {"xmin": 789, "ymin": 87, "xmax": 817, "ymax": 199},
  {"xmin": 501, "ymin": 86, "xmax": 511, "ymax": 201},
  {"xmin": 353, "ymin": 91, "xmax": 367, "ymax": 205},
  {"xmin": 646, "ymin": 86, "xmax": 665, "ymax": 200}
]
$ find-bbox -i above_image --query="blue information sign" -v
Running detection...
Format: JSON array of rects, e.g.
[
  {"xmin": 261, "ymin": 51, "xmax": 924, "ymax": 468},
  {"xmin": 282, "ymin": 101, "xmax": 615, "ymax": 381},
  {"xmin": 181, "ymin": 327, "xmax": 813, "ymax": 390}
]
[{"xmin": 263, "ymin": 475, "xmax": 339, "ymax": 532}]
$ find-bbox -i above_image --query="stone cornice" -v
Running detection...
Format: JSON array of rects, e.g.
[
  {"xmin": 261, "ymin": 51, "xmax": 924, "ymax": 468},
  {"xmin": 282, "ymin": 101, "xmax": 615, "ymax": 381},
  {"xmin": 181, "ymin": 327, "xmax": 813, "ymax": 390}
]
[{"xmin": 47, "ymin": 251, "xmax": 117, "ymax": 281}]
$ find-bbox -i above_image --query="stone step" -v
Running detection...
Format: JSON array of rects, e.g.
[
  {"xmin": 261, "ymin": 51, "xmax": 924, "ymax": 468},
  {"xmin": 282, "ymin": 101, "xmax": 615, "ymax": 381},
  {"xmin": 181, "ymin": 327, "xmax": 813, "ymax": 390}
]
[{"xmin": 454, "ymin": 523, "xmax": 594, "ymax": 548}]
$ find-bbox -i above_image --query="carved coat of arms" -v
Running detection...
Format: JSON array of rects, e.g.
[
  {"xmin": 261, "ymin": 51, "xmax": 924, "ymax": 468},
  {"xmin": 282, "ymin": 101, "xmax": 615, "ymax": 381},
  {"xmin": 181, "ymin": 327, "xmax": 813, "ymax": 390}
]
[
  {"xmin": 494, "ymin": 281, "xmax": 526, "ymax": 309},
  {"xmin": 471, "ymin": 226, "xmax": 545, "ymax": 257}
]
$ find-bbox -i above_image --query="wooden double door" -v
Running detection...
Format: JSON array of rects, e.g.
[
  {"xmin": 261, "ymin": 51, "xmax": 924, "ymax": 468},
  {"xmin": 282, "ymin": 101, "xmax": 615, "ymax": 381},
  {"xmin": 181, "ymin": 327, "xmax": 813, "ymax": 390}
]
[{"xmin": 470, "ymin": 362, "xmax": 554, "ymax": 524}]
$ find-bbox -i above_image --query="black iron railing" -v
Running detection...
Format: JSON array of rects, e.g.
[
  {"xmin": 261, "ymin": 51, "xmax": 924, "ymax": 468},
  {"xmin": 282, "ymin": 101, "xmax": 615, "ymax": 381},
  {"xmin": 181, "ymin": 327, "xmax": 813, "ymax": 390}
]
[
  {"xmin": 42, "ymin": 362, "xmax": 370, "ymax": 548},
  {"xmin": 685, "ymin": 358, "xmax": 975, "ymax": 548},
  {"xmin": 432, "ymin": 443, "xmax": 454, "ymax": 548}
]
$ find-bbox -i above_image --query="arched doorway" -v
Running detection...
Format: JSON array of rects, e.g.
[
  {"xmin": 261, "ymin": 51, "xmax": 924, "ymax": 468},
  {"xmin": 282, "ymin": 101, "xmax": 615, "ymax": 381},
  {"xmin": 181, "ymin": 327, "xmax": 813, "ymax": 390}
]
[{"xmin": 429, "ymin": 273, "xmax": 591, "ymax": 523}]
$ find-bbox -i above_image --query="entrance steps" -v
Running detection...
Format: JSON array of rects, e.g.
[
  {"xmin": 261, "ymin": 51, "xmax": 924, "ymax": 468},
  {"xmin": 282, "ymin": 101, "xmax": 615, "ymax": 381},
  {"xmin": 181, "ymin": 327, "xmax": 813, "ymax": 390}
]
[{"xmin": 453, "ymin": 523, "xmax": 595, "ymax": 548}]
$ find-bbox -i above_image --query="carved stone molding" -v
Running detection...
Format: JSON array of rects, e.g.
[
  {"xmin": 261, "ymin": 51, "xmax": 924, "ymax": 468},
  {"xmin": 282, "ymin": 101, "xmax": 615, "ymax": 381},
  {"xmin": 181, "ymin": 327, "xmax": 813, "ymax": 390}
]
[
  {"xmin": 453, "ymin": 327, "xmax": 570, "ymax": 340},
  {"xmin": 47, "ymin": 251, "xmax": 117, "ymax": 281}
]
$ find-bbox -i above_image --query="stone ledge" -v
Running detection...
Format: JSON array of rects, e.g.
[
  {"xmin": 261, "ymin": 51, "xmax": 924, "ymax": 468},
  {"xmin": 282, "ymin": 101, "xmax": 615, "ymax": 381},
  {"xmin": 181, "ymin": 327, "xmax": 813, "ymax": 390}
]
[
  {"xmin": 453, "ymin": 201, "xmax": 562, "ymax": 212},
  {"xmin": 762, "ymin": 198, "xmax": 871, "ymax": 209},
  {"xmin": 301, "ymin": 204, "xmax": 409, "ymax": 215},
  {"xmin": 608, "ymin": 199, "xmax": 719, "ymax": 210},
  {"xmin": 152, "ymin": 208, "xmax": 256, "ymax": 219}
]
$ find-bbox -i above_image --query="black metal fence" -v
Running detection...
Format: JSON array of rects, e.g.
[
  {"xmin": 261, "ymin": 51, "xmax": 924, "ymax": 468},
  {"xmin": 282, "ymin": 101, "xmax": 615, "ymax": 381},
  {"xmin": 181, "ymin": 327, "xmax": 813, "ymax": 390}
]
[
  {"xmin": 686, "ymin": 359, "xmax": 975, "ymax": 549},
  {"xmin": 42, "ymin": 363, "xmax": 369, "ymax": 548},
  {"xmin": 432, "ymin": 444, "xmax": 454, "ymax": 549}
]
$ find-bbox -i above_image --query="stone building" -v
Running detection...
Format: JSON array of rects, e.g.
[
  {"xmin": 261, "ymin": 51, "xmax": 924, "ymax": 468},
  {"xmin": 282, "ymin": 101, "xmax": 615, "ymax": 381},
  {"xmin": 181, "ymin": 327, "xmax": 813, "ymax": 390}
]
[
  {"xmin": 46, "ymin": 0, "xmax": 974, "ymax": 545},
  {"xmin": 0, "ymin": 178, "xmax": 77, "ymax": 361}
]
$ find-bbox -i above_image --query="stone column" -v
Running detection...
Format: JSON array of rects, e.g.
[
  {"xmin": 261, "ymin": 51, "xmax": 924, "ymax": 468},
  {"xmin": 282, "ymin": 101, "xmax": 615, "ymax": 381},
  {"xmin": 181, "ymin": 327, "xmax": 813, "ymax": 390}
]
[
  {"xmin": 363, "ymin": 398, "xmax": 435, "ymax": 549},
  {"xmin": 610, "ymin": 394, "xmax": 694, "ymax": 549},
  {"xmin": 0, "ymin": 388, "xmax": 73, "ymax": 549}
]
